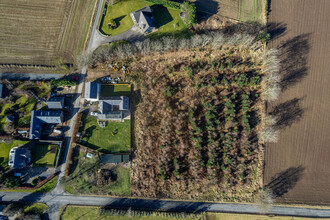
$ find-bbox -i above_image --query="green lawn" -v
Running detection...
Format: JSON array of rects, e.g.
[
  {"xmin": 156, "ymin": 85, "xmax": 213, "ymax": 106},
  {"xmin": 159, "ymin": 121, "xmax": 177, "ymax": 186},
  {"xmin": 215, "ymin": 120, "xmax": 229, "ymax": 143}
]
[
  {"xmin": 24, "ymin": 203, "xmax": 48, "ymax": 215},
  {"xmin": 0, "ymin": 176, "xmax": 58, "ymax": 193},
  {"xmin": 100, "ymin": 84, "xmax": 131, "ymax": 97},
  {"xmin": 0, "ymin": 140, "xmax": 29, "ymax": 170},
  {"xmin": 99, "ymin": 0, "xmax": 187, "ymax": 37},
  {"xmin": 61, "ymin": 206, "xmax": 203, "ymax": 220},
  {"xmin": 32, "ymin": 144, "xmax": 58, "ymax": 167},
  {"xmin": 81, "ymin": 116, "xmax": 130, "ymax": 153},
  {"xmin": 207, "ymin": 213, "xmax": 324, "ymax": 220},
  {"xmin": 237, "ymin": 0, "xmax": 266, "ymax": 24}
]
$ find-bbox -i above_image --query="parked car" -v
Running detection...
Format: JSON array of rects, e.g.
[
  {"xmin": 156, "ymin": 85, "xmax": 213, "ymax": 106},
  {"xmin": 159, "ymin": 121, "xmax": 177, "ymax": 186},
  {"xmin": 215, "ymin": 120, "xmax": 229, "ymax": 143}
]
[{"xmin": 90, "ymin": 112, "xmax": 98, "ymax": 116}]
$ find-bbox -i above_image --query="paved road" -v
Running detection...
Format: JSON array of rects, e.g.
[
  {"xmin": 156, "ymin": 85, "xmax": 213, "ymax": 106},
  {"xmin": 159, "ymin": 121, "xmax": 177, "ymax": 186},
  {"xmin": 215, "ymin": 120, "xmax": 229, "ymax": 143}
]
[
  {"xmin": 1, "ymin": 192, "xmax": 330, "ymax": 218},
  {"xmin": 0, "ymin": 73, "xmax": 62, "ymax": 81}
]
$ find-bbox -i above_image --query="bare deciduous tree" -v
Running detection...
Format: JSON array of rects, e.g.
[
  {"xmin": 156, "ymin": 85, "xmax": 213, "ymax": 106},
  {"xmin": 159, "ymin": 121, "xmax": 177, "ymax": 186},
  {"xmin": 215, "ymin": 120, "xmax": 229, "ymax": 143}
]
[{"xmin": 256, "ymin": 188, "xmax": 275, "ymax": 213}]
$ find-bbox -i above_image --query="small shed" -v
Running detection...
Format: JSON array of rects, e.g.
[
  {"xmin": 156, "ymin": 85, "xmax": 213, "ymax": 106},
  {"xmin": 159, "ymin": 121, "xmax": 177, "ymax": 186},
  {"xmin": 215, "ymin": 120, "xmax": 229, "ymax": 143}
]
[
  {"xmin": 5, "ymin": 115, "xmax": 15, "ymax": 123},
  {"xmin": 100, "ymin": 154, "xmax": 130, "ymax": 165}
]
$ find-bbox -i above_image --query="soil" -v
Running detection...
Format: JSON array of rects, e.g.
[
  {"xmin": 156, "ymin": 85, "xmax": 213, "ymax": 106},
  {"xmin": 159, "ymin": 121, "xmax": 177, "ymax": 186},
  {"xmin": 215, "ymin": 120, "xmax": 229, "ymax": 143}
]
[{"xmin": 264, "ymin": 0, "xmax": 330, "ymax": 205}]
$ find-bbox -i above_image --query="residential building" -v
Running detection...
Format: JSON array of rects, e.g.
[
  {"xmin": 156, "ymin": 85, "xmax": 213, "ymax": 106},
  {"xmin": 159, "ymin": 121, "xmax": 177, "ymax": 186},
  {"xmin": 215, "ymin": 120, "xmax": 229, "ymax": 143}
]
[
  {"xmin": 46, "ymin": 96, "xmax": 64, "ymax": 109},
  {"xmin": 130, "ymin": 6, "xmax": 156, "ymax": 34},
  {"xmin": 8, "ymin": 147, "xmax": 31, "ymax": 169},
  {"xmin": 5, "ymin": 115, "xmax": 14, "ymax": 123},
  {"xmin": 84, "ymin": 81, "xmax": 100, "ymax": 102},
  {"xmin": 98, "ymin": 96, "xmax": 129, "ymax": 121},
  {"xmin": 29, "ymin": 110, "xmax": 63, "ymax": 140}
]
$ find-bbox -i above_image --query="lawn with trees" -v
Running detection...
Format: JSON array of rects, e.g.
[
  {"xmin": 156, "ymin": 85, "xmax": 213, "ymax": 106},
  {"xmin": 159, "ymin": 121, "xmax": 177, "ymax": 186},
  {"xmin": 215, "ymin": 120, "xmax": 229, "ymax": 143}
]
[
  {"xmin": 89, "ymin": 32, "xmax": 280, "ymax": 201},
  {"xmin": 99, "ymin": 0, "xmax": 191, "ymax": 37}
]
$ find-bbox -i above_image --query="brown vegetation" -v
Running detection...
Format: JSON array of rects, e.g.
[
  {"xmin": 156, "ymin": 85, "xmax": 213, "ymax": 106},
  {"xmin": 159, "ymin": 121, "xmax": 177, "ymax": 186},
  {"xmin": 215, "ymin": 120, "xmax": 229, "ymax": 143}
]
[{"xmin": 119, "ymin": 43, "xmax": 267, "ymax": 201}]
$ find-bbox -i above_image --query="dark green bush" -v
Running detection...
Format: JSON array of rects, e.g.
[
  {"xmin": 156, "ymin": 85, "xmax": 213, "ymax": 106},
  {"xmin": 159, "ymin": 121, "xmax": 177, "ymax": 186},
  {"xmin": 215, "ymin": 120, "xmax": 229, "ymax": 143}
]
[{"xmin": 50, "ymin": 79, "xmax": 76, "ymax": 87}]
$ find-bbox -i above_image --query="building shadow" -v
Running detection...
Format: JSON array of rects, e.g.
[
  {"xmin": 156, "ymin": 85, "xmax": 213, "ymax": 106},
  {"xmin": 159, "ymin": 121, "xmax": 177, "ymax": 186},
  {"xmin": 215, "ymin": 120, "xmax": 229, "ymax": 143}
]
[
  {"xmin": 130, "ymin": 86, "xmax": 141, "ymax": 161},
  {"xmin": 151, "ymin": 5, "xmax": 173, "ymax": 28},
  {"xmin": 266, "ymin": 166, "xmax": 305, "ymax": 197},
  {"xmin": 270, "ymin": 97, "xmax": 305, "ymax": 130},
  {"xmin": 278, "ymin": 34, "xmax": 311, "ymax": 91}
]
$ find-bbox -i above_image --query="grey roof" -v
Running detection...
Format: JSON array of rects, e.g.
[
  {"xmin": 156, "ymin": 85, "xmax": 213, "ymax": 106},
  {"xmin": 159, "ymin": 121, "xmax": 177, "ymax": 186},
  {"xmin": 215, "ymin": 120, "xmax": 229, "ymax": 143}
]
[
  {"xmin": 99, "ymin": 96, "xmax": 129, "ymax": 114},
  {"xmin": 0, "ymin": 84, "xmax": 3, "ymax": 98},
  {"xmin": 46, "ymin": 96, "xmax": 64, "ymax": 109},
  {"xmin": 85, "ymin": 82, "xmax": 99, "ymax": 100},
  {"xmin": 100, "ymin": 154, "xmax": 130, "ymax": 164},
  {"xmin": 30, "ymin": 110, "xmax": 63, "ymax": 140},
  {"xmin": 5, "ymin": 115, "xmax": 15, "ymax": 123},
  {"xmin": 8, "ymin": 147, "xmax": 31, "ymax": 169},
  {"xmin": 131, "ymin": 6, "xmax": 156, "ymax": 33}
]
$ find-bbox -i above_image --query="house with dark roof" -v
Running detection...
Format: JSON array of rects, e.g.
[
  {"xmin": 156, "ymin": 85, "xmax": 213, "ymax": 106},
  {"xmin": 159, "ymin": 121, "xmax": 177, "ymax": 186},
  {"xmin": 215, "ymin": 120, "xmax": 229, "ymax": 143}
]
[
  {"xmin": 46, "ymin": 96, "xmax": 64, "ymax": 109},
  {"xmin": 29, "ymin": 110, "xmax": 63, "ymax": 140},
  {"xmin": 130, "ymin": 6, "xmax": 156, "ymax": 34},
  {"xmin": 85, "ymin": 81, "xmax": 100, "ymax": 102},
  {"xmin": 98, "ymin": 96, "xmax": 129, "ymax": 121},
  {"xmin": 8, "ymin": 147, "xmax": 31, "ymax": 169},
  {"xmin": 5, "ymin": 115, "xmax": 15, "ymax": 123}
]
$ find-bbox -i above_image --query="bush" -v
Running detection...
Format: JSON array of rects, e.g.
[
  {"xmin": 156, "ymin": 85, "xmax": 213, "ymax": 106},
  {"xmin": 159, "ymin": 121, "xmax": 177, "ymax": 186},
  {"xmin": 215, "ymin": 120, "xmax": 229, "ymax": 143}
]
[
  {"xmin": 108, "ymin": 18, "xmax": 117, "ymax": 29},
  {"xmin": 2, "ymin": 176, "xmax": 20, "ymax": 188},
  {"xmin": 260, "ymin": 127, "xmax": 278, "ymax": 143},
  {"xmin": 181, "ymin": 1, "xmax": 197, "ymax": 26},
  {"xmin": 50, "ymin": 79, "xmax": 77, "ymax": 87},
  {"xmin": 256, "ymin": 188, "xmax": 275, "ymax": 213}
]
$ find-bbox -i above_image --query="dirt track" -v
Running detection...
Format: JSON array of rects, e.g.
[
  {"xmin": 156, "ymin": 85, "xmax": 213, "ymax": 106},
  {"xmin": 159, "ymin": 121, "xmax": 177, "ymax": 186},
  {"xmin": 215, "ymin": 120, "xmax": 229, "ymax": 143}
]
[{"xmin": 264, "ymin": 0, "xmax": 330, "ymax": 204}]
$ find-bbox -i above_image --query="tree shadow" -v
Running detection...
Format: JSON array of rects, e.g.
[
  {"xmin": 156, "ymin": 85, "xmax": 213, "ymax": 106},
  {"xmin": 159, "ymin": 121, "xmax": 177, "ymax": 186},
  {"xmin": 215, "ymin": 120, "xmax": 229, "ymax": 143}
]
[
  {"xmin": 279, "ymin": 34, "xmax": 311, "ymax": 91},
  {"xmin": 267, "ymin": 22, "xmax": 287, "ymax": 40},
  {"xmin": 270, "ymin": 97, "xmax": 305, "ymax": 130},
  {"xmin": 266, "ymin": 166, "xmax": 305, "ymax": 197},
  {"xmin": 114, "ymin": 15, "xmax": 126, "ymax": 27}
]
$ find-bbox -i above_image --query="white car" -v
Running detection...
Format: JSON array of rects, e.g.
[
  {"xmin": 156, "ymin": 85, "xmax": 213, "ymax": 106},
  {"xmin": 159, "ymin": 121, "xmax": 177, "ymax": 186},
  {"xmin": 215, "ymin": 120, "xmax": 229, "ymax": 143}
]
[{"xmin": 90, "ymin": 112, "xmax": 98, "ymax": 116}]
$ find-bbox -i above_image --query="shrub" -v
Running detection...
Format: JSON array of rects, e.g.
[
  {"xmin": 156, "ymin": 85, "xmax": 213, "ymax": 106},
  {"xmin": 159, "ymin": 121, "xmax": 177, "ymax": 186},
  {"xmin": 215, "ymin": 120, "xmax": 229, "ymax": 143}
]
[
  {"xmin": 260, "ymin": 127, "xmax": 278, "ymax": 143},
  {"xmin": 108, "ymin": 18, "xmax": 117, "ymax": 29},
  {"xmin": 50, "ymin": 79, "xmax": 76, "ymax": 87},
  {"xmin": 181, "ymin": 1, "xmax": 197, "ymax": 26},
  {"xmin": 256, "ymin": 188, "xmax": 275, "ymax": 213},
  {"xmin": 2, "ymin": 176, "xmax": 20, "ymax": 188}
]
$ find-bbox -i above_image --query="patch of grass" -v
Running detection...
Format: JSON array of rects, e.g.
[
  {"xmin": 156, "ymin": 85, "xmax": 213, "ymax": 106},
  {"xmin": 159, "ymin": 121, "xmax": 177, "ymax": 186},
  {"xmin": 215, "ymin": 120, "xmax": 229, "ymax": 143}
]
[
  {"xmin": 32, "ymin": 144, "xmax": 58, "ymax": 167},
  {"xmin": 206, "ymin": 213, "xmax": 320, "ymax": 220},
  {"xmin": 61, "ymin": 206, "xmax": 202, "ymax": 220},
  {"xmin": 64, "ymin": 152, "xmax": 130, "ymax": 195},
  {"xmin": 237, "ymin": 0, "xmax": 265, "ymax": 24},
  {"xmin": 24, "ymin": 203, "xmax": 48, "ymax": 214},
  {"xmin": 148, "ymin": 5, "xmax": 189, "ymax": 39},
  {"xmin": 100, "ymin": 0, "xmax": 150, "ymax": 36},
  {"xmin": 0, "ymin": 140, "xmax": 30, "ymax": 170},
  {"xmin": 81, "ymin": 116, "xmax": 130, "ymax": 153},
  {"xmin": 100, "ymin": 84, "xmax": 131, "ymax": 97},
  {"xmin": 35, "ymin": 176, "xmax": 58, "ymax": 193}
]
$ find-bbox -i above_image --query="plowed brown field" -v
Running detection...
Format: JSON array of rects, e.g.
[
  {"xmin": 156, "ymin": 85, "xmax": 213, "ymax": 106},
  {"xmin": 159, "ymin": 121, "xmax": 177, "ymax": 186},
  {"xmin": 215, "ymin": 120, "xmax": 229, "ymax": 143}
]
[{"xmin": 264, "ymin": 0, "xmax": 330, "ymax": 204}]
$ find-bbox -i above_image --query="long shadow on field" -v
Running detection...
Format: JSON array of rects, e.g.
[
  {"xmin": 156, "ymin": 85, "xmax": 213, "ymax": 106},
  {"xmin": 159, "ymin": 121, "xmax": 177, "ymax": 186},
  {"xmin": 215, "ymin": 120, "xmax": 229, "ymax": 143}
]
[
  {"xmin": 279, "ymin": 34, "xmax": 311, "ymax": 91},
  {"xmin": 266, "ymin": 166, "xmax": 305, "ymax": 197},
  {"xmin": 268, "ymin": 22, "xmax": 287, "ymax": 40},
  {"xmin": 102, "ymin": 198, "xmax": 211, "ymax": 213},
  {"xmin": 270, "ymin": 97, "xmax": 305, "ymax": 129}
]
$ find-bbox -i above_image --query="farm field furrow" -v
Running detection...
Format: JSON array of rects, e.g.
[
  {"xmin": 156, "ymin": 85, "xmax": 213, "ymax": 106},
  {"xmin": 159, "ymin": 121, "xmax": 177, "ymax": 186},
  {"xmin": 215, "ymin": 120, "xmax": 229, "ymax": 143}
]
[
  {"xmin": 264, "ymin": 0, "xmax": 330, "ymax": 204},
  {"xmin": 0, "ymin": 0, "xmax": 96, "ymax": 67}
]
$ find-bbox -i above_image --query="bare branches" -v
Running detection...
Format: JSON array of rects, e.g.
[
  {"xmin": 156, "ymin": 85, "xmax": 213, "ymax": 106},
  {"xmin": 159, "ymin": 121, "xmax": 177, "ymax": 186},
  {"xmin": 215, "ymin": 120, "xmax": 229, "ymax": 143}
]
[{"xmin": 256, "ymin": 188, "xmax": 275, "ymax": 213}]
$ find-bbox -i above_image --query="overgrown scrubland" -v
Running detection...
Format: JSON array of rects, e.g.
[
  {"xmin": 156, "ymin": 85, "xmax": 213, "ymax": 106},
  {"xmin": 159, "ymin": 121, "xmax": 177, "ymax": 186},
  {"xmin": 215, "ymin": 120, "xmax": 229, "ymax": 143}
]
[{"xmin": 90, "ymin": 32, "xmax": 280, "ymax": 201}]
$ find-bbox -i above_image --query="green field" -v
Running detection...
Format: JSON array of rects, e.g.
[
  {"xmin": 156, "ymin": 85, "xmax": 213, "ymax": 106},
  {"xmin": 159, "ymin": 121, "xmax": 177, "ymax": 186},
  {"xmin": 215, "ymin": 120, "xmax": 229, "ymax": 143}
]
[
  {"xmin": 99, "ymin": 0, "xmax": 187, "ymax": 37},
  {"xmin": 32, "ymin": 144, "xmax": 58, "ymax": 167},
  {"xmin": 207, "ymin": 213, "xmax": 328, "ymax": 220},
  {"xmin": 61, "ymin": 206, "xmax": 202, "ymax": 220},
  {"xmin": 0, "ymin": 140, "xmax": 30, "ymax": 170},
  {"xmin": 81, "ymin": 116, "xmax": 130, "ymax": 153},
  {"xmin": 100, "ymin": 84, "xmax": 131, "ymax": 97}
]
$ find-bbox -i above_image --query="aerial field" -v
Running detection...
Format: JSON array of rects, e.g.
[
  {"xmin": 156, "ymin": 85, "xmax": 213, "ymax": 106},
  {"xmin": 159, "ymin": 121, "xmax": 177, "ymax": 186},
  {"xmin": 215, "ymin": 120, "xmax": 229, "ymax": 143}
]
[
  {"xmin": 264, "ymin": 0, "xmax": 330, "ymax": 204},
  {"xmin": 188, "ymin": 0, "xmax": 266, "ymax": 24},
  {"xmin": 0, "ymin": 0, "xmax": 96, "ymax": 68}
]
